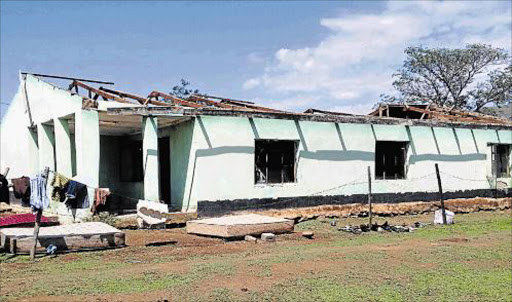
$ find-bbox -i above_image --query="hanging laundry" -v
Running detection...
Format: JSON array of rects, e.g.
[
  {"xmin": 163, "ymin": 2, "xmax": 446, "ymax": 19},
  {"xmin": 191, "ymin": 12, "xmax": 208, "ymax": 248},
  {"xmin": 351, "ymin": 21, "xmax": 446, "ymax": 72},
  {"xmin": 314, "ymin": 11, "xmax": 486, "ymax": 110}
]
[
  {"xmin": 12, "ymin": 176, "xmax": 31, "ymax": 206},
  {"xmin": 92, "ymin": 188, "xmax": 111, "ymax": 214},
  {"xmin": 50, "ymin": 172, "xmax": 70, "ymax": 203},
  {"xmin": 0, "ymin": 174, "xmax": 9, "ymax": 204},
  {"xmin": 30, "ymin": 173, "xmax": 50, "ymax": 211},
  {"xmin": 64, "ymin": 180, "xmax": 89, "ymax": 209}
]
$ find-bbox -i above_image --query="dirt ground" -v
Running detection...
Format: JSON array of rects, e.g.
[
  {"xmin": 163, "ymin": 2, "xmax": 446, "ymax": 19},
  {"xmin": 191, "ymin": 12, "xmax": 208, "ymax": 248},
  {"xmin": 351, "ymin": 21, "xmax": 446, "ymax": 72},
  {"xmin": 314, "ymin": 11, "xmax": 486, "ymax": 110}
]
[{"xmin": 1, "ymin": 210, "xmax": 511, "ymax": 302}]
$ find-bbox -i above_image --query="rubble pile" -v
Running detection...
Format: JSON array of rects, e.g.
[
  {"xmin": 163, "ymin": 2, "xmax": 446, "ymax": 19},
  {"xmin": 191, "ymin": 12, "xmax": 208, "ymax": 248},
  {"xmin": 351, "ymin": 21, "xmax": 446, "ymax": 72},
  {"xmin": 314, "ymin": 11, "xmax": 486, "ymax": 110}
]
[{"xmin": 339, "ymin": 221, "xmax": 429, "ymax": 234}]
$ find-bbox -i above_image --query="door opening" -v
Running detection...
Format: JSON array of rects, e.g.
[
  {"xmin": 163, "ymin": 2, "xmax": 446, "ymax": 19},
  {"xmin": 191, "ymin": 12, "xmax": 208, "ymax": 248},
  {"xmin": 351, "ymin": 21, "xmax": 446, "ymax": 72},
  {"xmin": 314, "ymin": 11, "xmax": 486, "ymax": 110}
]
[{"xmin": 158, "ymin": 137, "xmax": 171, "ymax": 204}]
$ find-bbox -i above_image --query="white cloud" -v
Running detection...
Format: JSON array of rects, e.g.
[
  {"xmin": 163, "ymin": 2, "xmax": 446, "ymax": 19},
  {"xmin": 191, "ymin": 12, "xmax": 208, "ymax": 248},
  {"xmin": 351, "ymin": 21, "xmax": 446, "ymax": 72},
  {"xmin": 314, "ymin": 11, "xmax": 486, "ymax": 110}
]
[
  {"xmin": 244, "ymin": 1, "xmax": 512, "ymax": 114},
  {"xmin": 242, "ymin": 78, "xmax": 261, "ymax": 90}
]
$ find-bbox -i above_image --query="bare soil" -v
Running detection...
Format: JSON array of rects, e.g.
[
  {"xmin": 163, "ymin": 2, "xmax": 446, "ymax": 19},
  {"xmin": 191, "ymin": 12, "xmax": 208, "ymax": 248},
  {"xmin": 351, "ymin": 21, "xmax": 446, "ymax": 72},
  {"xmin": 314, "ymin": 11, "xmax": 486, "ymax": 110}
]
[{"xmin": 1, "ymin": 210, "xmax": 511, "ymax": 302}]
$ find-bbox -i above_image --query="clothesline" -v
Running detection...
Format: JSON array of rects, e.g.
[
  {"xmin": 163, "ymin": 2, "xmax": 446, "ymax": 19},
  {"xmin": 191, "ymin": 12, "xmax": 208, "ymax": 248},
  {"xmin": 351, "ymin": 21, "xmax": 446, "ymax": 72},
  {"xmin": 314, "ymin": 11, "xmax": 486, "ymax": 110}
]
[{"xmin": 47, "ymin": 169, "xmax": 141, "ymax": 203}]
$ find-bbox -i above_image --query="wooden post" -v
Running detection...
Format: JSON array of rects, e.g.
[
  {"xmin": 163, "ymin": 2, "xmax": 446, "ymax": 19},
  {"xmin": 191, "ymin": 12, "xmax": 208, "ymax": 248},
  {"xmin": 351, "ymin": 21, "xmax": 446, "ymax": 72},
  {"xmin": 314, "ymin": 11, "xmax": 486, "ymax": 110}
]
[
  {"xmin": 368, "ymin": 166, "xmax": 373, "ymax": 227},
  {"xmin": 30, "ymin": 167, "xmax": 49, "ymax": 260},
  {"xmin": 435, "ymin": 163, "xmax": 447, "ymax": 225}
]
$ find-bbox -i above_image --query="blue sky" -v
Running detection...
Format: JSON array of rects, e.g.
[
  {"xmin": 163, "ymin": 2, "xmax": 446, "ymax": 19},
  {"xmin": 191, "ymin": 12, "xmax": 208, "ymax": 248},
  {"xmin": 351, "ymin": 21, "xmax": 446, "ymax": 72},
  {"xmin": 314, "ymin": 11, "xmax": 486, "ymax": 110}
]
[{"xmin": 1, "ymin": 1, "xmax": 510, "ymax": 117}]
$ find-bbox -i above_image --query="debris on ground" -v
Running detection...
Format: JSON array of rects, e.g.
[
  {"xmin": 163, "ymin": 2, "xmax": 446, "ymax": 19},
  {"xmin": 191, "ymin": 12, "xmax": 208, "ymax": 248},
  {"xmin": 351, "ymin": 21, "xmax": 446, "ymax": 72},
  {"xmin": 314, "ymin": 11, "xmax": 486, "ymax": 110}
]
[
  {"xmin": 261, "ymin": 232, "xmax": 276, "ymax": 242},
  {"xmin": 1, "ymin": 222, "xmax": 125, "ymax": 254},
  {"xmin": 339, "ymin": 221, "xmax": 429, "ymax": 234},
  {"xmin": 46, "ymin": 244, "xmax": 57, "ymax": 255},
  {"xmin": 302, "ymin": 231, "xmax": 314, "ymax": 239},
  {"xmin": 186, "ymin": 214, "xmax": 293, "ymax": 238},
  {"xmin": 145, "ymin": 240, "xmax": 177, "ymax": 247},
  {"xmin": 0, "ymin": 213, "xmax": 58, "ymax": 228},
  {"xmin": 137, "ymin": 200, "xmax": 169, "ymax": 229},
  {"xmin": 244, "ymin": 235, "xmax": 257, "ymax": 242},
  {"xmin": 434, "ymin": 209, "xmax": 455, "ymax": 224}
]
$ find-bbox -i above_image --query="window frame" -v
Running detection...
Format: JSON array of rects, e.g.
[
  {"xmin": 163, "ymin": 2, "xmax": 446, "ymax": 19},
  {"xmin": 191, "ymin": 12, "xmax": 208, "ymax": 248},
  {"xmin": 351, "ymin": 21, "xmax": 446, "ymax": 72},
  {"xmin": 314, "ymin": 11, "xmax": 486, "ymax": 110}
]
[
  {"xmin": 489, "ymin": 143, "xmax": 511, "ymax": 178},
  {"xmin": 254, "ymin": 139, "xmax": 299, "ymax": 185},
  {"xmin": 374, "ymin": 140, "xmax": 409, "ymax": 180}
]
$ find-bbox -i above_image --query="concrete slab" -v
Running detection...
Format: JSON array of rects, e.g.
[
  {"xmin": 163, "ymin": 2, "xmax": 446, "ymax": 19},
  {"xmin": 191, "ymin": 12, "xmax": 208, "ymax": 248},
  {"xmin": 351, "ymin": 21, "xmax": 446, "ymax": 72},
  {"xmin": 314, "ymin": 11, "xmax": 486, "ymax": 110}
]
[
  {"xmin": 186, "ymin": 214, "xmax": 294, "ymax": 238},
  {"xmin": 0, "ymin": 222, "xmax": 125, "ymax": 254}
]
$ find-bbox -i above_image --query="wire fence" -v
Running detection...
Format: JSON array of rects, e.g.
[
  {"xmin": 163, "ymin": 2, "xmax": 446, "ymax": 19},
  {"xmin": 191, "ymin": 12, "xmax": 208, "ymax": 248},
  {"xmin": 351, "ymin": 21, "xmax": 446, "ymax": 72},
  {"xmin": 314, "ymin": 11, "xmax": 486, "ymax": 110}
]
[{"xmin": 42, "ymin": 162, "xmax": 503, "ymax": 210}]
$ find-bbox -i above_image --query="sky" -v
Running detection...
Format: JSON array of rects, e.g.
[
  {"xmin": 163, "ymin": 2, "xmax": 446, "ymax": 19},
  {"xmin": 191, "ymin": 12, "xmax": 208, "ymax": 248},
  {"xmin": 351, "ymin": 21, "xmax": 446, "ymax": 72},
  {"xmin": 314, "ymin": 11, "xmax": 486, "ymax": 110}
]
[{"xmin": 1, "ymin": 1, "xmax": 511, "ymax": 118}]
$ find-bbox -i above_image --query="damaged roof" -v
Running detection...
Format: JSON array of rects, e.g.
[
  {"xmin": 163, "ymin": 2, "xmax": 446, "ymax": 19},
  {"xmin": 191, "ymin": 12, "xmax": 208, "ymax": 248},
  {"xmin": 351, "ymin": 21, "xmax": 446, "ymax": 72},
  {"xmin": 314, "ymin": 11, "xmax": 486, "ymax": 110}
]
[
  {"xmin": 25, "ymin": 72, "xmax": 512, "ymax": 129},
  {"xmin": 367, "ymin": 103, "xmax": 510, "ymax": 125},
  {"xmin": 68, "ymin": 80, "xmax": 284, "ymax": 114}
]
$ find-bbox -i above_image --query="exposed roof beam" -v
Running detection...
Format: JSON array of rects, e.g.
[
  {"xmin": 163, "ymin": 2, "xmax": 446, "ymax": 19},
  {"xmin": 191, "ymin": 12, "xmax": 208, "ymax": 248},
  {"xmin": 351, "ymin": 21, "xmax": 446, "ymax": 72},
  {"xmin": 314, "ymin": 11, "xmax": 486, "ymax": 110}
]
[
  {"xmin": 70, "ymin": 81, "xmax": 133, "ymax": 104},
  {"xmin": 148, "ymin": 91, "xmax": 205, "ymax": 108},
  {"xmin": 99, "ymin": 87, "xmax": 146, "ymax": 104},
  {"xmin": 198, "ymin": 94, "xmax": 255, "ymax": 104},
  {"xmin": 304, "ymin": 108, "xmax": 356, "ymax": 116},
  {"xmin": 21, "ymin": 72, "xmax": 114, "ymax": 85},
  {"xmin": 193, "ymin": 94, "xmax": 285, "ymax": 113},
  {"xmin": 188, "ymin": 94, "xmax": 249, "ymax": 110}
]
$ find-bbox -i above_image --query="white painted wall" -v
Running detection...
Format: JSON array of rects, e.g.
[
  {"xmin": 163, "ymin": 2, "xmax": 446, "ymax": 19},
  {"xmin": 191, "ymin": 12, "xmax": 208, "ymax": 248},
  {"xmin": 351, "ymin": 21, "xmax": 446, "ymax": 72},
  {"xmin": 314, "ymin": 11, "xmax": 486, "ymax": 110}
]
[{"xmin": 1, "ymin": 75, "xmax": 83, "ymax": 177}]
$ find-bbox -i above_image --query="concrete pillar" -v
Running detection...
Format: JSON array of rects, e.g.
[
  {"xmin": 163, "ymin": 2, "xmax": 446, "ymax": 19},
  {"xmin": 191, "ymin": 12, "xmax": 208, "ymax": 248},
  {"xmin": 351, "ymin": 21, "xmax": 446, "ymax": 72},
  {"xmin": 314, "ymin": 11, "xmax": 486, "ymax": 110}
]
[
  {"xmin": 54, "ymin": 117, "xmax": 73, "ymax": 177},
  {"xmin": 143, "ymin": 116, "xmax": 159, "ymax": 201},
  {"xmin": 75, "ymin": 110, "xmax": 100, "ymax": 188},
  {"xmin": 37, "ymin": 123, "xmax": 55, "ymax": 171}
]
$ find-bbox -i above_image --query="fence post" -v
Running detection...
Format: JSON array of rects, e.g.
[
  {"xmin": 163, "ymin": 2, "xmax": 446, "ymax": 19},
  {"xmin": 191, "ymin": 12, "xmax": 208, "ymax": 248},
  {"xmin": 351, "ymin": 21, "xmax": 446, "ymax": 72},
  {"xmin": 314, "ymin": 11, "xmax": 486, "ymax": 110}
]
[
  {"xmin": 368, "ymin": 166, "xmax": 373, "ymax": 226},
  {"xmin": 435, "ymin": 163, "xmax": 447, "ymax": 225},
  {"xmin": 31, "ymin": 166, "xmax": 49, "ymax": 260}
]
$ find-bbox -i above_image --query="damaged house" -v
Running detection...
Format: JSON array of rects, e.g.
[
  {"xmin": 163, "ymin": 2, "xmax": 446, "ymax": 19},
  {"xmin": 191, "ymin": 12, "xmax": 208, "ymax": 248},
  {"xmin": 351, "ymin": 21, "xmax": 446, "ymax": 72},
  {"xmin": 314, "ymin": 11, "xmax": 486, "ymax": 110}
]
[{"xmin": 0, "ymin": 73, "xmax": 511, "ymax": 220}]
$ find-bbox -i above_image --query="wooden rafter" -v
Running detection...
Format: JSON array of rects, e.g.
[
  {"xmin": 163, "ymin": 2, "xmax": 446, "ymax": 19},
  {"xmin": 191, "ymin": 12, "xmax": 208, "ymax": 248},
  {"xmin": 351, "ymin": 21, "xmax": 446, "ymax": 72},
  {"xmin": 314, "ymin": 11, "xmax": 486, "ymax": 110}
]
[
  {"xmin": 188, "ymin": 94, "xmax": 244, "ymax": 110},
  {"xmin": 99, "ymin": 87, "xmax": 145, "ymax": 104},
  {"xmin": 69, "ymin": 81, "xmax": 134, "ymax": 104},
  {"xmin": 404, "ymin": 106, "xmax": 507, "ymax": 124},
  {"xmin": 148, "ymin": 91, "xmax": 205, "ymax": 108},
  {"xmin": 193, "ymin": 94, "xmax": 285, "ymax": 113}
]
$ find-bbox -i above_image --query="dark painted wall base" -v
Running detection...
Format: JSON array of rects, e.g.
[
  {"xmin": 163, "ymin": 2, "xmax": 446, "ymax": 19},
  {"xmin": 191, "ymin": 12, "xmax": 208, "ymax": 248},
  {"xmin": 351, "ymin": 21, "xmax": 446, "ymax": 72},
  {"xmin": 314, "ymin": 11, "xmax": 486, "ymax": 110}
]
[{"xmin": 197, "ymin": 189, "xmax": 511, "ymax": 217}]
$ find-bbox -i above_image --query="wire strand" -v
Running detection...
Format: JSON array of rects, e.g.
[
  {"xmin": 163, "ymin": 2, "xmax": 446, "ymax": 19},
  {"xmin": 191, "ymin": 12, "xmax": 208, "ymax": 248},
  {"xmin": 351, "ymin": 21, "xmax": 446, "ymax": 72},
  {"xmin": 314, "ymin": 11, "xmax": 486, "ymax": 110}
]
[
  {"xmin": 48, "ymin": 170, "xmax": 141, "ymax": 202},
  {"xmin": 439, "ymin": 170, "xmax": 489, "ymax": 182}
]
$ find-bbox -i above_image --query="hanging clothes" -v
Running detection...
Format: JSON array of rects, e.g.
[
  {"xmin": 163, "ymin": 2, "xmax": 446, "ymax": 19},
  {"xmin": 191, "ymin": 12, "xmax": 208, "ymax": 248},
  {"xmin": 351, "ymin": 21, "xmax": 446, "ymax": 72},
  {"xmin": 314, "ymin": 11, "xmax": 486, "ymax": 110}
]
[
  {"xmin": 50, "ymin": 172, "xmax": 70, "ymax": 203},
  {"xmin": 12, "ymin": 176, "xmax": 31, "ymax": 205},
  {"xmin": 30, "ymin": 173, "xmax": 50, "ymax": 211},
  {"xmin": 92, "ymin": 188, "xmax": 111, "ymax": 214},
  {"xmin": 64, "ymin": 180, "xmax": 89, "ymax": 209},
  {"xmin": 0, "ymin": 174, "xmax": 9, "ymax": 204}
]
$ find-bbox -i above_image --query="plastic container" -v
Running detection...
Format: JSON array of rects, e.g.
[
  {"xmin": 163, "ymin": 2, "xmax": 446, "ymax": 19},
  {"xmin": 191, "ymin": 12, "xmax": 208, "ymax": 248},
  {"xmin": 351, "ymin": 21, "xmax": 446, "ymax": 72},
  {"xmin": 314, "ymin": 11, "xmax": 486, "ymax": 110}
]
[{"xmin": 434, "ymin": 209, "xmax": 454, "ymax": 224}]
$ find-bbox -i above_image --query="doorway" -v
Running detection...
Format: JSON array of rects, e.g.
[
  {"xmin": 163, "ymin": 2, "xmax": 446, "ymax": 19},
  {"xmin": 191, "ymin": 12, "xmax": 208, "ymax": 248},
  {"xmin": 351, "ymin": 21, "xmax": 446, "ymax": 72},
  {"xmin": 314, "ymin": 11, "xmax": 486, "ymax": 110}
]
[{"xmin": 158, "ymin": 137, "xmax": 171, "ymax": 204}]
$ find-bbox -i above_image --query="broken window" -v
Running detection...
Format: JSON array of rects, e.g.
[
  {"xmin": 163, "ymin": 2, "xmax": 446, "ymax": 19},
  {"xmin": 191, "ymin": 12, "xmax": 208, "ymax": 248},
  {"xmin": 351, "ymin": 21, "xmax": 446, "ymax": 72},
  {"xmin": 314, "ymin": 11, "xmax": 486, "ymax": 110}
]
[
  {"xmin": 120, "ymin": 140, "xmax": 143, "ymax": 182},
  {"xmin": 255, "ymin": 140, "xmax": 297, "ymax": 184},
  {"xmin": 491, "ymin": 144, "xmax": 511, "ymax": 178},
  {"xmin": 375, "ymin": 141, "xmax": 408, "ymax": 180}
]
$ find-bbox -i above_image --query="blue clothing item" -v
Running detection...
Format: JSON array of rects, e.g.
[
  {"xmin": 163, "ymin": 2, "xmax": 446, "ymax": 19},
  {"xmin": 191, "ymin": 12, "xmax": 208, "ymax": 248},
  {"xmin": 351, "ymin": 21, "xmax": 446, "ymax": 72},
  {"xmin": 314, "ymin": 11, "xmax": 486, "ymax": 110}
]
[
  {"xmin": 64, "ymin": 180, "xmax": 89, "ymax": 209},
  {"xmin": 30, "ymin": 173, "xmax": 50, "ymax": 211}
]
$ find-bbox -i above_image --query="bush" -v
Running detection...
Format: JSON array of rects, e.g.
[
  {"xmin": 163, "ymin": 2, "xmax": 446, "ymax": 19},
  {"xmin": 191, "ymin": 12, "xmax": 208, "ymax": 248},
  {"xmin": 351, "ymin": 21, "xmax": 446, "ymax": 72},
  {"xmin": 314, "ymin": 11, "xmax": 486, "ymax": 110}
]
[{"xmin": 83, "ymin": 212, "xmax": 118, "ymax": 227}]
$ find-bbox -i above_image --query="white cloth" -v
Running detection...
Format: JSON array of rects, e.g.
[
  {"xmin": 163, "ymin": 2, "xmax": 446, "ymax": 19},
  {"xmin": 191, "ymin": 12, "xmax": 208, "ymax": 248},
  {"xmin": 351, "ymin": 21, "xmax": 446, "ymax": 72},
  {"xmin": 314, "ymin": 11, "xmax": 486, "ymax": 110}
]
[{"xmin": 30, "ymin": 173, "xmax": 49, "ymax": 211}]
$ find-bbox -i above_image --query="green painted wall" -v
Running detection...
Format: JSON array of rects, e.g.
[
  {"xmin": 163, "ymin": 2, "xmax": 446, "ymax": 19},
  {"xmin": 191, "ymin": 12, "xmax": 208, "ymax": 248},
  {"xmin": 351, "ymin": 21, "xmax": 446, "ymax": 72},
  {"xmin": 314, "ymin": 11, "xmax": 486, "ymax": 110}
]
[
  {"xmin": 175, "ymin": 115, "xmax": 512, "ymax": 211},
  {"xmin": 2, "ymin": 75, "xmax": 511, "ymax": 217},
  {"xmin": 166, "ymin": 119, "xmax": 195, "ymax": 211}
]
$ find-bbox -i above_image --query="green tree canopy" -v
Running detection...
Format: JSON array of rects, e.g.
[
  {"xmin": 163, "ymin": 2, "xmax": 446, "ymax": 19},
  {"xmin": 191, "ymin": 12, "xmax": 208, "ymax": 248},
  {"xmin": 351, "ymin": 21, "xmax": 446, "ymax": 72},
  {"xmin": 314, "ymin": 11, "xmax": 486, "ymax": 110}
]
[
  {"xmin": 170, "ymin": 79, "xmax": 199, "ymax": 99},
  {"xmin": 382, "ymin": 44, "xmax": 511, "ymax": 112}
]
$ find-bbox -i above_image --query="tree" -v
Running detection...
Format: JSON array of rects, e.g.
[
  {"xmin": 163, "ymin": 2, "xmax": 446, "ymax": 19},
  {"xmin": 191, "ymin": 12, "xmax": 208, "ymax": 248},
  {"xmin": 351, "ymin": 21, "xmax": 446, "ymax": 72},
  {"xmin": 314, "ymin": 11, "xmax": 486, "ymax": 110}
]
[
  {"xmin": 170, "ymin": 79, "xmax": 199, "ymax": 99},
  {"xmin": 383, "ymin": 44, "xmax": 511, "ymax": 112}
]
